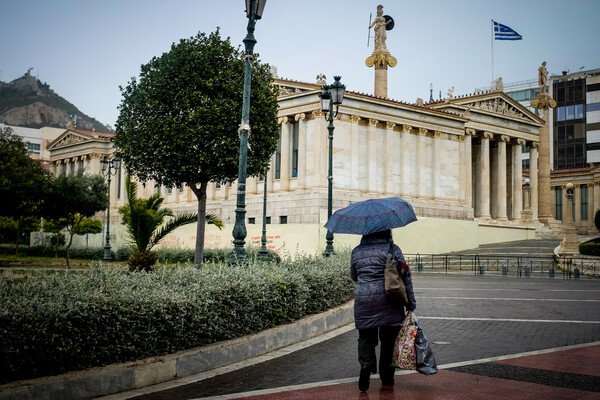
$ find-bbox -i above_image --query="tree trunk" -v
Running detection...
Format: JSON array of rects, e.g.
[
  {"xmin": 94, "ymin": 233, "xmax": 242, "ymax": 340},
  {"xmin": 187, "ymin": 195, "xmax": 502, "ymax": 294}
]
[
  {"xmin": 65, "ymin": 227, "xmax": 74, "ymax": 269},
  {"xmin": 191, "ymin": 181, "xmax": 208, "ymax": 269},
  {"xmin": 15, "ymin": 216, "xmax": 22, "ymax": 257}
]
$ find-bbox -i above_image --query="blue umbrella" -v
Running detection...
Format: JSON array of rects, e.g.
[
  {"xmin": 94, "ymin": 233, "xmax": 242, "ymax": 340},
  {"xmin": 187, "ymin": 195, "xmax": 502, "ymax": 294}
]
[{"xmin": 324, "ymin": 197, "xmax": 417, "ymax": 235}]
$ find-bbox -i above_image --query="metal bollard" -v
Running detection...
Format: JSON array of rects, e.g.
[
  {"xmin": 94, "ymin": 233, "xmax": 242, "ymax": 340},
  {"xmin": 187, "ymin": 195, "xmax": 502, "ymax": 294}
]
[
  {"xmin": 574, "ymin": 268, "xmax": 580, "ymax": 279},
  {"xmin": 525, "ymin": 267, "xmax": 530, "ymax": 277},
  {"xmin": 479, "ymin": 265, "xmax": 485, "ymax": 275},
  {"xmin": 418, "ymin": 262, "xmax": 423, "ymax": 272},
  {"xmin": 548, "ymin": 268, "xmax": 555, "ymax": 278},
  {"xmin": 502, "ymin": 266, "xmax": 507, "ymax": 275}
]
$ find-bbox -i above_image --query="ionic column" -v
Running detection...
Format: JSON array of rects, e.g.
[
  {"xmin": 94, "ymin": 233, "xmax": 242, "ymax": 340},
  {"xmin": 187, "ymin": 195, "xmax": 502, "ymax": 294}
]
[
  {"xmin": 401, "ymin": 125, "xmax": 412, "ymax": 196},
  {"xmin": 530, "ymin": 143, "xmax": 539, "ymax": 220},
  {"xmin": 463, "ymin": 129, "xmax": 475, "ymax": 209},
  {"xmin": 495, "ymin": 135, "xmax": 509, "ymax": 221},
  {"xmin": 512, "ymin": 139, "xmax": 525, "ymax": 220},
  {"xmin": 367, "ymin": 119, "xmax": 378, "ymax": 193},
  {"xmin": 278, "ymin": 116, "xmax": 290, "ymax": 191},
  {"xmin": 350, "ymin": 115, "xmax": 361, "ymax": 190},
  {"xmin": 478, "ymin": 132, "xmax": 492, "ymax": 219},
  {"xmin": 417, "ymin": 127, "xmax": 428, "ymax": 197},
  {"xmin": 574, "ymin": 184, "xmax": 581, "ymax": 226},
  {"xmin": 295, "ymin": 113, "xmax": 307, "ymax": 189},
  {"xmin": 385, "ymin": 122, "xmax": 396, "ymax": 194},
  {"xmin": 432, "ymin": 131, "xmax": 444, "ymax": 199}
]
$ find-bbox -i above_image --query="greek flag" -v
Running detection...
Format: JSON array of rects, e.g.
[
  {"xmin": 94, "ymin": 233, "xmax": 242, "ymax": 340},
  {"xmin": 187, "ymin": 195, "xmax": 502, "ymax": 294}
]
[{"xmin": 493, "ymin": 20, "xmax": 522, "ymax": 40}]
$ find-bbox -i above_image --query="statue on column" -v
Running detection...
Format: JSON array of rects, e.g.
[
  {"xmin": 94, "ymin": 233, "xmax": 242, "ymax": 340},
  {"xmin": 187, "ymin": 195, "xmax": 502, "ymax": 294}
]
[
  {"xmin": 538, "ymin": 61, "xmax": 548, "ymax": 93},
  {"xmin": 369, "ymin": 5, "xmax": 392, "ymax": 51}
]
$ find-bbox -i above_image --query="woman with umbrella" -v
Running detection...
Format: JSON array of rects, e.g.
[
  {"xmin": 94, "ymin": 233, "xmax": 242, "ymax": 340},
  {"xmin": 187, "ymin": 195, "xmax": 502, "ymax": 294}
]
[{"xmin": 325, "ymin": 197, "xmax": 417, "ymax": 392}]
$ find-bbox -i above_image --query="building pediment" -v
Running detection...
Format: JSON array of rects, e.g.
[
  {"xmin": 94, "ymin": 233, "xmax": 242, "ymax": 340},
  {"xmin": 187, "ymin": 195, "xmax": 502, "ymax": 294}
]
[
  {"xmin": 47, "ymin": 128, "xmax": 113, "ymax": 150},
  {"xmin": 431, "ymin": 92, "xmax": 544, "ymax": 127}
]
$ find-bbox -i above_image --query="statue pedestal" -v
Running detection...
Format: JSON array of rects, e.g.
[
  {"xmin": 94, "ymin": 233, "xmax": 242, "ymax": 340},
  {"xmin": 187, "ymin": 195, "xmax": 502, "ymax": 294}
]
[
  {"xmin": 365, "ymin": 50, "xmax": 397, "ymax": 99},
  {"xmin": 559, "ymin": 227, "xmax": 580, "ymax": 256}
]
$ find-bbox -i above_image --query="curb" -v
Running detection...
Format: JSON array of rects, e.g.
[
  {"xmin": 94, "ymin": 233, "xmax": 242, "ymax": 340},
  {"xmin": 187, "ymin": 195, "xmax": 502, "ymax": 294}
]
[{"xmin": 0, "ymin": 300, "xmax": 355, "ymax": 400}]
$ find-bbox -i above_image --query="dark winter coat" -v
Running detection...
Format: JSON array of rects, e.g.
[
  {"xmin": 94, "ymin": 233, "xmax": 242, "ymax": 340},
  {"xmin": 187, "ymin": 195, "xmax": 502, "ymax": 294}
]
[{"xmin": 350, "ymin": 236, "xmax": 417, "ymax": 330}]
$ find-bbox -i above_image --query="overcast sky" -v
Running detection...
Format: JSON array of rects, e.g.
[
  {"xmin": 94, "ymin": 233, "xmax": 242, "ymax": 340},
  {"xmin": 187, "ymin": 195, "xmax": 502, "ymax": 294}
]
[{"xmin": 2, "ymin": 0, "xmax": 599, "ymax": 128}]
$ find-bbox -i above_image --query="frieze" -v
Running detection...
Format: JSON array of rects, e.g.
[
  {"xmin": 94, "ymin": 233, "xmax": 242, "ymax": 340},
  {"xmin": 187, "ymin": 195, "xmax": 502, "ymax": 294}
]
[
  {"xmin": 464, "ymin": 98, "xmax": 526, "ymax": 120},
  {"xmin": 54, "ymin": 133, "xmax": 86, "ymax": 148}
]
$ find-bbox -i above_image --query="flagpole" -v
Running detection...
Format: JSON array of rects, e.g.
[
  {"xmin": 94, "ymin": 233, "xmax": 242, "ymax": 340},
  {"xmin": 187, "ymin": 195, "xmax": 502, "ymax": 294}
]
[{"xmin": 491, "ymin": 19, "xmax": 494, "ymax": 83}]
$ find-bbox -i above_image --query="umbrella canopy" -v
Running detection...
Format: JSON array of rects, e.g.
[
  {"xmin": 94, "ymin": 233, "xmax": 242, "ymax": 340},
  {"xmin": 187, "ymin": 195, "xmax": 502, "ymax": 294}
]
[{"xmin": 324, "ymin": 197, "xmax": 417, "ymax": 235}]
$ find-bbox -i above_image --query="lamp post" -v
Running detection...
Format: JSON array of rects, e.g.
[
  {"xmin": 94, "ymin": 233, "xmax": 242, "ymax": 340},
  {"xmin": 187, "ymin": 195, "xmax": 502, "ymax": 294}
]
[
  {"xmin": 258, "ymin": 172, "xmax": 269, "ymax": 261},
  {"xmin": 319, "ymin": 76, "xmax": 346, "ymax": 257},
  {"xmin": 230, "ymin": 0, "xmax": 267, "ymax": 265},
  {"xmin": 101, "ymin": 156, "xmax": 121, "ymax": 262}
]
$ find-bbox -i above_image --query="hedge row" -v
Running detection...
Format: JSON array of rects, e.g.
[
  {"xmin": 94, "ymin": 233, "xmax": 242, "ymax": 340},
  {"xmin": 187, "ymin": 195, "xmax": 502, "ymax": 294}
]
[
  {"xmin": 0, "ymin": 252, "xmax": 355, "ymax": 384},
  {"xmin": 579, "ymin": 242, "xmax": 600, "ymax": 256},
  {"xmin": 0, "ymin": 245, "xmax": 251, "ymax": 264}
]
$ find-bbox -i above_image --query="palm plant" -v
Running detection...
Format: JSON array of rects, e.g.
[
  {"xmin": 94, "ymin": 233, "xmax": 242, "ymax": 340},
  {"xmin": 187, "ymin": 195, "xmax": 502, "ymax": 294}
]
[{"xmin": 119, "ymin": 176, "xmax": 223, "ymax": 271}]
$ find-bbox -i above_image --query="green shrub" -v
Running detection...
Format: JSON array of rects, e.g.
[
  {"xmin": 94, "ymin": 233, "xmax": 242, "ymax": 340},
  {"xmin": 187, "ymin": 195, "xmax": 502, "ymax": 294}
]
[
  {"xmin": 0, "ymin": 251, "xmax": 354, "ymax": 384},
  {"xmin": 579, "ymin": 242, "xmax": 600, "ymax": 256},
  {"xmin": 128, "ymin": 250, "xmax": 158, "ymax": 272}
]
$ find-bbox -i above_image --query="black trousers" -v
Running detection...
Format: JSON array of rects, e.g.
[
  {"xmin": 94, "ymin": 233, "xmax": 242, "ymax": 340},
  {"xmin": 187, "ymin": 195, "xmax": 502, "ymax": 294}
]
[{"xmin": 358, "ymin": 325, "xmax": 401, "ymax": 382}]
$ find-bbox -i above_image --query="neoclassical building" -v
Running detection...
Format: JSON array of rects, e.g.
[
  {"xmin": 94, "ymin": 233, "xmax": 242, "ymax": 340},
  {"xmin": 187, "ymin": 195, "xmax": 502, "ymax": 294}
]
[{"xmin": 45, "ymin": 77, "xmax": 550, "ymax": 255}]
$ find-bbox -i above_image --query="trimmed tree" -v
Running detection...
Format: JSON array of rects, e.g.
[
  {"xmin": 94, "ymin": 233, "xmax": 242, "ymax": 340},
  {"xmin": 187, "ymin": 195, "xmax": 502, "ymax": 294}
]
[
  {"xmin": 45, "ymin": 171, "xmax": 108, "ymax": 268},
  {"xmin": 114, "ymin": 30, "xmax": 279, "ymax": 268},
  {"xmin": 0, "ymin": 127, "xmax": 53, "ymax": 254}
]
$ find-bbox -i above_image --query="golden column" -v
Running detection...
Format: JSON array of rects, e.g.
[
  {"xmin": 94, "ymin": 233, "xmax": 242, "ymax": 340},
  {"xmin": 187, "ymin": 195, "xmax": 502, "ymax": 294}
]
[
  {"xmin": 530, "ymin": 61, "xmax": 557, "ymax": 225},
  {"xmin": 365, "ymin": 4, "xmax": 396, "ymax": 98}
]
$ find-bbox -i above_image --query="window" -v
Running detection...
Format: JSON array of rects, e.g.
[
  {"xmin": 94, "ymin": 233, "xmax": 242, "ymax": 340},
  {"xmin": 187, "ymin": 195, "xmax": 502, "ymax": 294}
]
[
  {"xmin": 581, "ymin": 185, "xmax": 589, "ymax": 220},
  {"xmin": 555, "ymin": 186, "xmax": 563, "ymax": 221},
  {"xmin": 167, "ymin": 186, "xmax": 173, "ymax": 194},
  {"xmin": 522, "ymin": 158, "xmax": 530, "ymax": 169},
  {"xmin": 248, "ymin": 217, "xmax": 256, "ymax": 224},
  {"xmin": 279, "ymin": 216, "xmax": 287, "ymax": 224},
  {"xmin": 275, "ymin": 126, "xmax": 281, "ymax": 179},
  {"xmin": 27, "ymin": 142, "xmax": 41, "ymax": 155},
  {"xmin": 566, "ymin": 105, "xmax": 574, "ymax": 120},
  {"xmin": 266, "ymin": 216, "xmax": 271, "ymax": 224},
  {"xmin": 557, "ymin": 107, "xmax": 565, "ymax": 121},
  {"xmin": 292, "ymin": 122, "xmax": 299, "ymax": 178},
  {"xmin": 77, "ymin": 159, "xmax": 84, "ymax": 173},
  {"xmin": 178, "ymin": 185, "xmax": 184, "ymax": 193},
  {"xmin": 588, "ymin": 103, "xmax": 600, "ymax": 112},
  {"xmin": 216, "ymin": 182, "xmax": 221, "ymax": 189}
]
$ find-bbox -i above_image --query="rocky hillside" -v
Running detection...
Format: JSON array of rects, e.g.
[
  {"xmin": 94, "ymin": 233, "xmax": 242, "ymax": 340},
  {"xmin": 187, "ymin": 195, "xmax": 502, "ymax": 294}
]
[{"xmin": 0, "ymin": 70, "xmax": 110, "ymax": 131}]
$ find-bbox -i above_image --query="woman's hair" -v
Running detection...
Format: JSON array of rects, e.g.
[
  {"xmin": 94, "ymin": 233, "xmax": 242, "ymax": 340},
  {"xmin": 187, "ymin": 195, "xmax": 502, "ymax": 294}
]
[{"xmin": 364, "ymin": 229, "xmax": 392, "ymax": 240}]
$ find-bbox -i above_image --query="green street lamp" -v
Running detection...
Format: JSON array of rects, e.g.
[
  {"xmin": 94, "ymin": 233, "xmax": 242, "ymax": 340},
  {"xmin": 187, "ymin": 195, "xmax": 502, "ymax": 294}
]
[
  {"xmin": 320, "ymin": 76, "xmax": 346, "ymax": 257},
  {"xmin": 230, "ymin": 0, "xmax": 267, "ymax": 265},
  {"xmin": 100, "ymin": 156, "xmax": 121, "ymax": 262}
]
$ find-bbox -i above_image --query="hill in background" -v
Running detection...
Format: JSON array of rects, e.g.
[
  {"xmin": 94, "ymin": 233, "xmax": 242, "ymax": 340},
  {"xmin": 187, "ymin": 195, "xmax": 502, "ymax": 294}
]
[{"xmin": 0, "ymin": 69, "xmax": 111, "ymax": 132}]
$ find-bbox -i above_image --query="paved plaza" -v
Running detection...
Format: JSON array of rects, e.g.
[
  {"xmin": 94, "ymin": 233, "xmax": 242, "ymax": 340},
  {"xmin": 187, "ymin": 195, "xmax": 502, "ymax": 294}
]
[{"xmin": 102, "ymin": 272, "xmax": 600, "ymax": 400}]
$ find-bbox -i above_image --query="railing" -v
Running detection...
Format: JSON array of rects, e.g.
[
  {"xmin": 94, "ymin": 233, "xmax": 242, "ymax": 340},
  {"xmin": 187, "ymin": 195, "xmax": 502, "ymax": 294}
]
[{"xmin": 404, "ymin": 254, "xmax": 599, "ymax": 278}]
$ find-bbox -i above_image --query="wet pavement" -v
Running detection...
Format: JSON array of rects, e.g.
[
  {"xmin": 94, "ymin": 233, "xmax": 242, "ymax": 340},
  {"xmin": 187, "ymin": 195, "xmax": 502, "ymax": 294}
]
[{"xmin": 102, "ymin": 273, "xmax": 600, "ymax": 400}]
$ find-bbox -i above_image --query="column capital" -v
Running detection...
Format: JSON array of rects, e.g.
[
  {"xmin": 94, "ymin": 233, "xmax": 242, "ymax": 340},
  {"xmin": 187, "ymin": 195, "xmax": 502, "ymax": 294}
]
[
  {"xmin": 465, "ymin": 128, "xmax": 477, "ymax": 136},
  {"xmin": 532, "ymin": 142, "xmax": 540, "ymax": 149},
  {"xmin": 313, "ymin": 110, "xmax": 325, "ymax": 118},
  {"xmin": 433, "ymin": 130, "xmax": 445, "ymax": 139},
  {"xmin": 516, "ymin": 138, "xmax": 526, "ymax": 146},
  {"xmin": 418, "ymin": 127, "xmax": 428, "ymax": 136},
  {"xmin": 482, "ymin": 131, "xmax": 494, "ymax": 140},
  {"xmin": 294, "ymin": 113, "xmax": 306, "ymax": 121},
  {"xmin": 386, "ymin": 121, "xmax": 396, "ymax": 130},
  {"xmin": 368, "ymin": 118, "xmax": 379, "ymax": 127},
  {"xmin": 277, "ymin": 116, "xmax": 289, "ymax": 124},
  {"xmin": 401, "ymin": 124, "xmax": 412, "ymax": 133},
  {"xmin": 498, "ymin": 134, "xmax": 510, "ymax": 143},
  {"xmin": 349, "ymin": 115, "xmax": 361, "ymax": 124}
]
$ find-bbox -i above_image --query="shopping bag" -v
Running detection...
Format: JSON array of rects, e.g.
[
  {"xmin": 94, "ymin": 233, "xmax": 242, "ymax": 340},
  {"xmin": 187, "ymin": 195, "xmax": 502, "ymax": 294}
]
[
  {"xmin": 391, "ymin": 312, "xmax": 417, "ymax": 370},
  {"xmin": 414, "ymin": 315, "xmax": 438, "ymax": 375}
]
